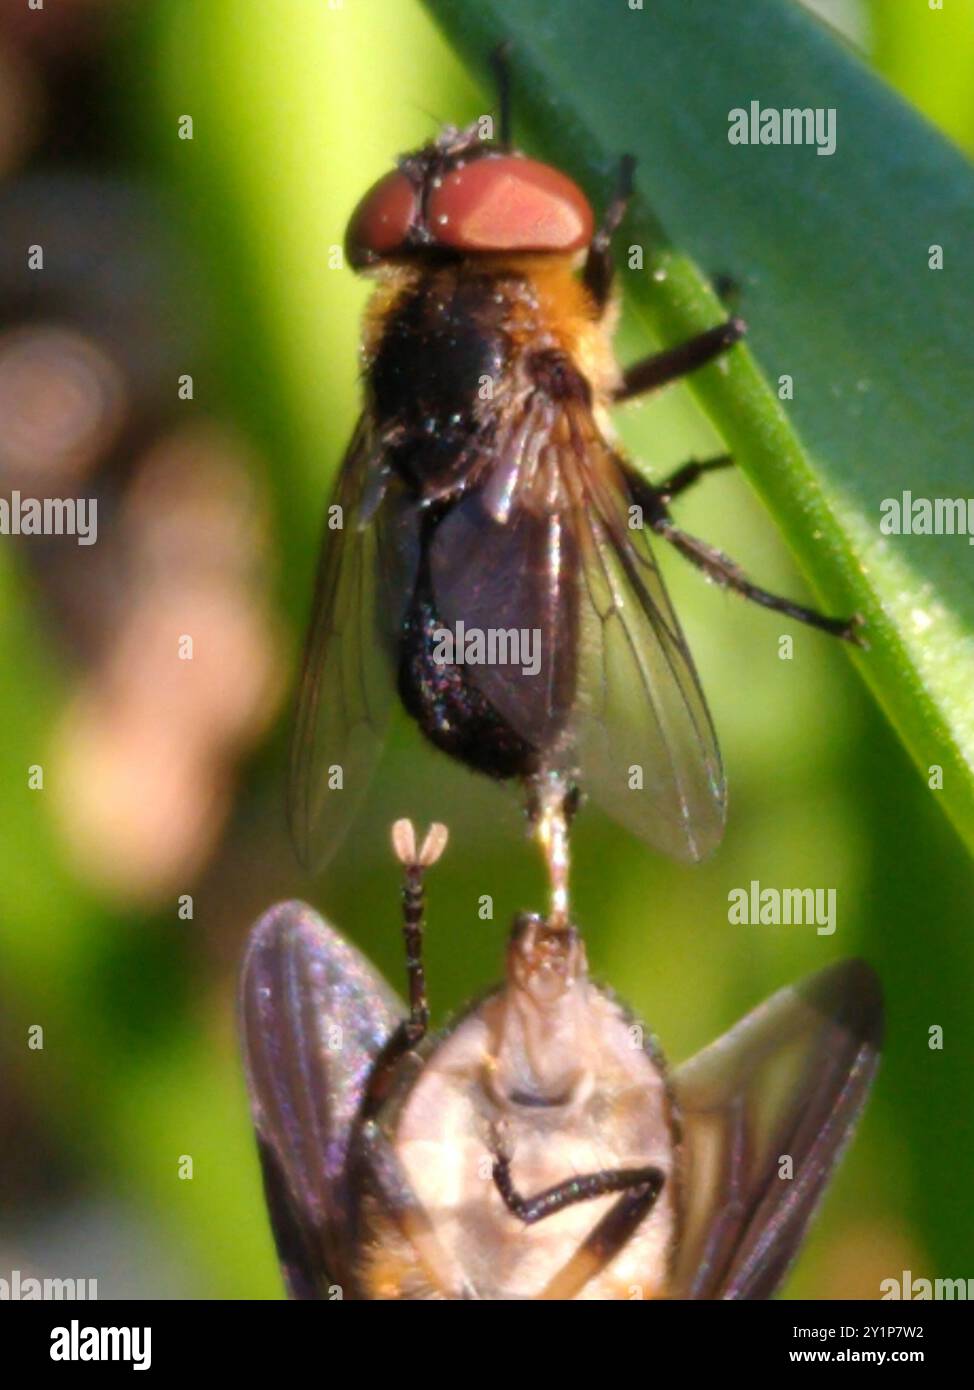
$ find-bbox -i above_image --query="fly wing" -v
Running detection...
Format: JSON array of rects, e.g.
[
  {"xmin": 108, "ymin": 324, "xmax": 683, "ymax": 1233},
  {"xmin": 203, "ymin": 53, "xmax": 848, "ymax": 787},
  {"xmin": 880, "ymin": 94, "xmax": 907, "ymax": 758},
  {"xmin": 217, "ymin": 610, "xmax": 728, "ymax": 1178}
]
[
  {"xmin": 572, "ymin": 429, "xmax": 724, "ymax": 860},
  {"xmin": 669, "ymin": 959, "xmax": 883, "ymax": 1300},
  {"xmin": 239, "ymin": 900, "xmax": 405, "ymax": 1298},
  {"xmin": 429, "ymin": 388, "xmax": 724, "ymax": 861},
  {"xmin": 288, "ymin": 418, "xmax": 419, "ymax": 871}
]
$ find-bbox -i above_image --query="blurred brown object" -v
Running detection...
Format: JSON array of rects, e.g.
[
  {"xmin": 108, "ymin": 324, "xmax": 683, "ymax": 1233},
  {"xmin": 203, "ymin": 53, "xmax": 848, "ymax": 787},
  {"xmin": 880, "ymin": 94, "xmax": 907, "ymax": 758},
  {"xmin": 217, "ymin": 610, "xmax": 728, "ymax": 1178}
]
[
  {"xmin": 0, "ymin": 36, "xmax": 44, "ymax": 177},
  {"xmin": 50, "ymin": 424, "xmax": 285, "ymax": 904},
  {"xmin": 0, "ymin": 157, "xmax": 283, "ymax": 904},
  {"xmin": 0, "ymin": 0, "xmax": 125, "ymax": 60},
  {"xmin": 0, "ymin": 324, "xmax": 125, "ymax": 484}
]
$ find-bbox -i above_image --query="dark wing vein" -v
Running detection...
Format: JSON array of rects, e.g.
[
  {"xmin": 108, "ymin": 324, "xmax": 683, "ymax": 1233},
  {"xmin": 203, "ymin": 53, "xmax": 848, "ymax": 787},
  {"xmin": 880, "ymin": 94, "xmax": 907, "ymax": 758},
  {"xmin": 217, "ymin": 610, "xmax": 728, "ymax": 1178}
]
[{"xmin": 670, "ymin": 959, "xmax": 883, "ymax": 1299}]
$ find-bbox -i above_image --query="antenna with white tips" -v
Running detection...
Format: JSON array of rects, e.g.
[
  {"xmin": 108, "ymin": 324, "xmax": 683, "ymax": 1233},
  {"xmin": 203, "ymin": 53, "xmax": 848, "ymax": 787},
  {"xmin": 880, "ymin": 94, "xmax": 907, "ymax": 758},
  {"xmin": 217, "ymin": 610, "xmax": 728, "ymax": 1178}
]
[{"xmin": 391, "ymin": 819, "xmax": 449, "ymax": 1043}]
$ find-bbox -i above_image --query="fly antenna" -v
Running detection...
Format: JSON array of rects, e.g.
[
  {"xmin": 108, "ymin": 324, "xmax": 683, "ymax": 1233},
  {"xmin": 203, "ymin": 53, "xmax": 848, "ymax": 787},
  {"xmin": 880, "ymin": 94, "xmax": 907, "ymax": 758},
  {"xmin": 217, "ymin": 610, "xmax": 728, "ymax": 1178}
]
[
  {"xmin": 392, "ymin": 818, "xmax": 449, "ymax": 869},
  {"xmin": 490, "ymin": 41, "xmax": 513, "ymax": 149},
  {"xmin": 391, "ymin": 819, "xmax": 448, "ymax": 1043}
]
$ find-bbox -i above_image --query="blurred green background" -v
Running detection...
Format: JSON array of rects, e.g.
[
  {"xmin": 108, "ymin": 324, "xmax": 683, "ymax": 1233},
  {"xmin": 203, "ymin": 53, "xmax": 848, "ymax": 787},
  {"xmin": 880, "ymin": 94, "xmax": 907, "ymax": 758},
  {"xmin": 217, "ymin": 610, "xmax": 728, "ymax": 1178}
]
[{"xmin": 1, "ymin": 0, "xmax": 972, "ymax": 1299}]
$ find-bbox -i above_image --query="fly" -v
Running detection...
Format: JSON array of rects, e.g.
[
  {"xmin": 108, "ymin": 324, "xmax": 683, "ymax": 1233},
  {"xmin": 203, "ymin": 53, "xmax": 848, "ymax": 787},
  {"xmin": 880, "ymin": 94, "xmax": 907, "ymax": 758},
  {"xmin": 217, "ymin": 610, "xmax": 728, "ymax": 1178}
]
[
  {"xmin": 289, "ymin": 48, "xmax": 862, "ymax": 892},
  {"xmin": 240, "ymin": 819, "xmax": 882, "ymax": 1300}
]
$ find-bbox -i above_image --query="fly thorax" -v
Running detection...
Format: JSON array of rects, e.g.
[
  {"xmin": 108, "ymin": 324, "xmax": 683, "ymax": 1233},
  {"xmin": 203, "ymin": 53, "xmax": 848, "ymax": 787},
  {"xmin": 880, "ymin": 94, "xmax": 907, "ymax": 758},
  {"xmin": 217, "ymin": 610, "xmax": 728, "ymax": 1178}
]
[
  {"xmin": 367, "ymin": 267, "xmax": 510, "ymax": 496},
  {"xmin": 487, "ymin": 915, "xmax": 595, "ymax": 1108}
]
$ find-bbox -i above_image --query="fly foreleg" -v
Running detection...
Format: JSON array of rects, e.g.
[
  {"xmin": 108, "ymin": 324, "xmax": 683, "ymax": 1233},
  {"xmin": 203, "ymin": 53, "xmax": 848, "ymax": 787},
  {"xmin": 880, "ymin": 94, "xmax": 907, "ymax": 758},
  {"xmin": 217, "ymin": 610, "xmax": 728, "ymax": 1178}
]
[
  {"xmin": 583, "ymin": 154, "xmax": 636, "ymax": 312},
  {"xmin": 615, "ymin": 317, "xmax": 746, "ymax": 402}
]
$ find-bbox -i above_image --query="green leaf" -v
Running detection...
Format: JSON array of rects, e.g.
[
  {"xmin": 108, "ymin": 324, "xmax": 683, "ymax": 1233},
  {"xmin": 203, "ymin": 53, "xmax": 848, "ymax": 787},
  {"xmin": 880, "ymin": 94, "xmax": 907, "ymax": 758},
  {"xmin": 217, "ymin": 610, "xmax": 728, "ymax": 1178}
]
[{"xmin": 423, "ymin": 0, "xmax": 974, "ymax": 852}]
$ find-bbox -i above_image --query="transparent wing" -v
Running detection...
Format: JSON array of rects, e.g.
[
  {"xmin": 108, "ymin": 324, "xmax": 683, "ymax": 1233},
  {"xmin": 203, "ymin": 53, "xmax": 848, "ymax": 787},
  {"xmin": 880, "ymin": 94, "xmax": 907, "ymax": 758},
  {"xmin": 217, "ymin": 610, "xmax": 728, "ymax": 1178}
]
[
  {"xmin": 430, "ymin": 390, "xmax": 724, "ymax": 861},
  {"xmin": 239, "ymin": 900, "xmax": 405, "ymax": 1298},
  {"xmin": 572, "ymin": 429, "xmax": 725, "ymax": 861},
  {"xmin": 669, "ymin": 959, "xmax": 884, "ymax": 1300},
  {"xmin": 288, "ymin": 419, "xmax": 419, "ymax": 871}
]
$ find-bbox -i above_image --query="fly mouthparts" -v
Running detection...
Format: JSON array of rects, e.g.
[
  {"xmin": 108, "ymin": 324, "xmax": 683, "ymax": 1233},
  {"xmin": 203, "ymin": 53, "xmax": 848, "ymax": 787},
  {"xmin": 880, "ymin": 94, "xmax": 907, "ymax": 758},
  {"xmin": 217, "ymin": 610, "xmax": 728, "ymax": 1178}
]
[{"xmin": 508, "ymin": 911, "xmax": 585, "ymax": 985}]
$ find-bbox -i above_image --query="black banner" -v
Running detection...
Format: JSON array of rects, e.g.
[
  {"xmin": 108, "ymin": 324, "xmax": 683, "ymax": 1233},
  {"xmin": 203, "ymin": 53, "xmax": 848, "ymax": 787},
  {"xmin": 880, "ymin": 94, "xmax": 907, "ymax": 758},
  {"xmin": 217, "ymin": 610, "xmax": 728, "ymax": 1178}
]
[{"xmin": 1, "ymin": 1298, "xmax": 961, "ymax": 1374}]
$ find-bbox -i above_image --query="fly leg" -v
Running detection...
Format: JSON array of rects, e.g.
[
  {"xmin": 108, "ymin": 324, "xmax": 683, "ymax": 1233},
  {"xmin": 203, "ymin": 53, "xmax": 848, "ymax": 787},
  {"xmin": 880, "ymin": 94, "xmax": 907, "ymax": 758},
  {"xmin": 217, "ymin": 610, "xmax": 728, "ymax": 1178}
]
[
  {"xmin": 615, "ymin": 316, "xmax": 746, "ymax": 403},
  {"xmin": 490, "ymin": 1120, "xmax": 662, "ymax": 1224},
  {"xmin": 489, "ymin": 1127, "xmax": 666, "ymax": 1299},
  {"xmin": 537, "ymin": 1183, "xmax": 667, "ymax": 1300},
  {"xmin": 492, "ymin": 1148, "xmax": 664, "ymax": 1225},
  {"xmin": 584, "ymin": 154, "xmax": 636, "ymax": 311},
  {"xmin": 625, "ymin": 466, "xmax": 865, "ymax": 644},
  {"xmin": 489, "ymin": 42, "xmax": 513, "ymax": 150},
  {"xmin": 655, "ymin": 453, "xmax": 735, "ymax": 502}
]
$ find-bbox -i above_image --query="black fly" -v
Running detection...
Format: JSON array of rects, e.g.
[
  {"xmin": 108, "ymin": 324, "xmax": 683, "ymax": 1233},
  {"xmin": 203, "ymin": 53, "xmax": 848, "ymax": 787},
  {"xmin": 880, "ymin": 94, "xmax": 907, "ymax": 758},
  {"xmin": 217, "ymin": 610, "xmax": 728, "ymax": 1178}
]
[{"xmin": 289, "ymin": 51, "xmax": 862, "ymax": 884}]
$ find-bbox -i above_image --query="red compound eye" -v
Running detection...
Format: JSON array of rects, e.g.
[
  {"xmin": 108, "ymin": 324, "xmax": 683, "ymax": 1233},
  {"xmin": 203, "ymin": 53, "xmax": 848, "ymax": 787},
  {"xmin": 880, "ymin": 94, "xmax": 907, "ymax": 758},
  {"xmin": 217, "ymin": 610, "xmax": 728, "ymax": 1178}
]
[
  {"xmin": 427, "ymin": 155, "xmax": 593, "ymax": 254},
  {"xmin": 345, "ymin": 169, "xmax": 419, "ymax": 267}
]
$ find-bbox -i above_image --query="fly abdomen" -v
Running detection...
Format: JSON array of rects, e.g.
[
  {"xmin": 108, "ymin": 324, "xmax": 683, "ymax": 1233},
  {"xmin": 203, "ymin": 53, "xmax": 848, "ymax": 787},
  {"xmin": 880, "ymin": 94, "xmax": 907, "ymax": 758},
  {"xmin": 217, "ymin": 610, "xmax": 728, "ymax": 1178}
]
[{"xmin": 397, "ymin": 573, "xmax": 542, "ymax": 781}]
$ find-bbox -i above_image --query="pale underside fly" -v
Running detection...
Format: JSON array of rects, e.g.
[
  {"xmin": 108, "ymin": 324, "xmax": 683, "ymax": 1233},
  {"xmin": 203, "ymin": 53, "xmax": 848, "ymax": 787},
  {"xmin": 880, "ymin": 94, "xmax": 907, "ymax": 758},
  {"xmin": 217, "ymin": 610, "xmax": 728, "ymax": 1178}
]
[{"xmin": 240, "ymin": 823, "xmax": 882, "ymax": 1301}]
